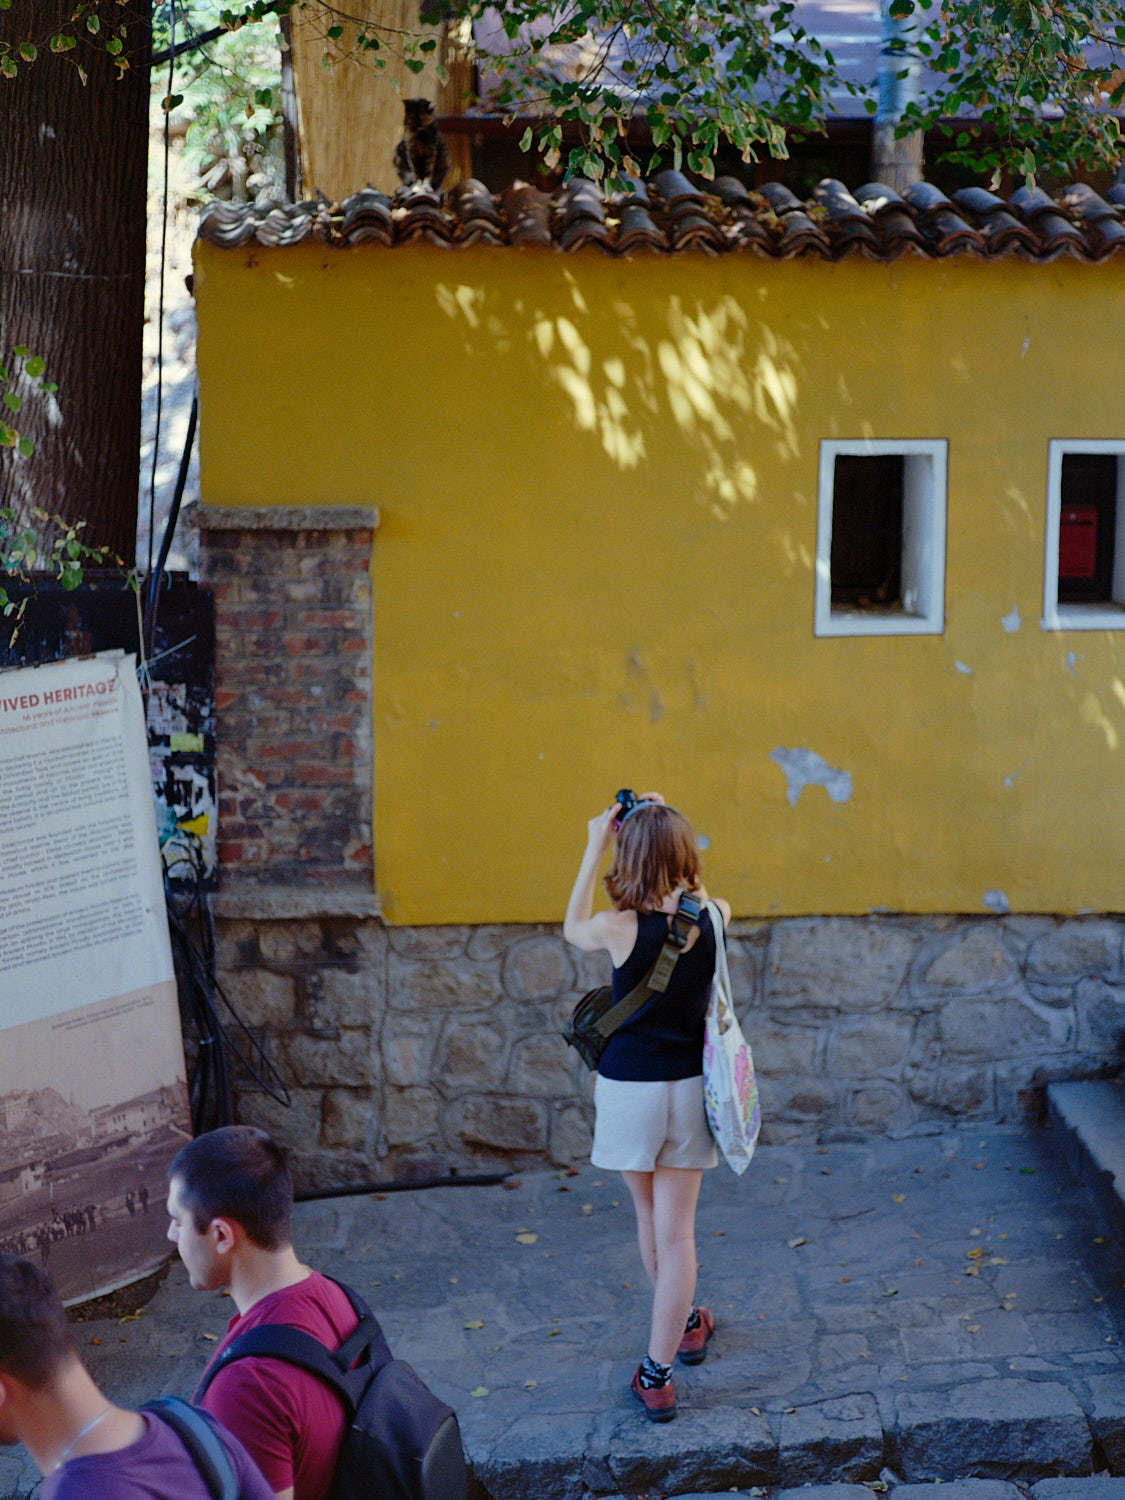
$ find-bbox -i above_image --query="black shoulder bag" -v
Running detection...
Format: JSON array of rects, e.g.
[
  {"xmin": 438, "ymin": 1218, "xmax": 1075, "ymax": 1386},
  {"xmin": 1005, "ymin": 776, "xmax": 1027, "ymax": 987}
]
[{"xmin": 562, "ymin": 892, "xmax": 701, "ymax": 1071}]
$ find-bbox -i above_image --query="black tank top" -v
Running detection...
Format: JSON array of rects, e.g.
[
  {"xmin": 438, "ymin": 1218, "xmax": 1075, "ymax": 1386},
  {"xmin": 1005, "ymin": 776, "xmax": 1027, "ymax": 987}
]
[{"xmin": 597, "ymin": 906, "xmax": 716, "ymax": 1082}]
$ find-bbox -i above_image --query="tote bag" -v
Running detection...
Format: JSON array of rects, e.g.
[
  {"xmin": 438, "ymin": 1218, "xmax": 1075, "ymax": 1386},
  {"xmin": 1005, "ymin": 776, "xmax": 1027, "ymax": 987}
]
[{"xmin": 702, "ymin": 899, "xmax": 761, "ymax": 1174}]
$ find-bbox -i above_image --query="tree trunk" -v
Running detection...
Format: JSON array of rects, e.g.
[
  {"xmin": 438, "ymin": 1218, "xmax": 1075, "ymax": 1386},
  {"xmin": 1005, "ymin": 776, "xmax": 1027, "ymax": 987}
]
[
  {"xmin": 871, "ymin": 0, "xmax": 924, "ymax": 191},
  {"xmin": 0, "ymin": 0, "xmax": 151, "ymax": 563},
  {"xmin": 870, "ymin": 122, "xmax": 924, "ymax": 192},
  {"xmin": 289, "ymin": 0, "xmax": 470, "ymax": 200}
]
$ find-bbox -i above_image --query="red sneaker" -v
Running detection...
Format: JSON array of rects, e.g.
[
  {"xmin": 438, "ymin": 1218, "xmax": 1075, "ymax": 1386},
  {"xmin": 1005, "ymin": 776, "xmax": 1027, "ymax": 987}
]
[
  {"xmin": 677, "ymin": 1306, "xmax": 715, "ymax": 1366},
  {"xmin": 630, "ymin": 1365, "xmax": 676, "ymax": 1422}
]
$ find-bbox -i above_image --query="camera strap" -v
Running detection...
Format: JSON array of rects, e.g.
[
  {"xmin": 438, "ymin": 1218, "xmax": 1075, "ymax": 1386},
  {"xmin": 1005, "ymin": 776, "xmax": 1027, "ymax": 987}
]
[{"xmin": 591, "ymin": 892, "xmax": 702, "ymax": 1040}]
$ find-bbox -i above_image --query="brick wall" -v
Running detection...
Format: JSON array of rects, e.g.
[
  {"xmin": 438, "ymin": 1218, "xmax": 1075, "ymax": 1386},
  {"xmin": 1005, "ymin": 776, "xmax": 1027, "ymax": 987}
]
[{"xmin": 193, "ymin": 505, "xmax": 377, "ymax": 891}]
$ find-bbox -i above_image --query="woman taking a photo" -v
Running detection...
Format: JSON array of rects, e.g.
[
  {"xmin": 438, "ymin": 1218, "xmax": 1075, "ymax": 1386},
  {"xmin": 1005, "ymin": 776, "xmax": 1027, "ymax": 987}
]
[{"xmin": 564, "ymin": 792, "xmax": 730, "ymax": 1422}]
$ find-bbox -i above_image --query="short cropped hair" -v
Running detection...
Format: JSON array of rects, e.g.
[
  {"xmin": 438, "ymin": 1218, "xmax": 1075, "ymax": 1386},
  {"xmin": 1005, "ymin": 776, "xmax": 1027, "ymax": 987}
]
[
  {"xmin": 169, "ymin": 1126, "xmax": 293, "ymax": 1251},
  {"xmin": 603, "ymin": 803, "xmax": 702, "ymax": 911},
  {"xmin": 0, "ymin": 1256, "xmax": 76, "ymax": 1388}
]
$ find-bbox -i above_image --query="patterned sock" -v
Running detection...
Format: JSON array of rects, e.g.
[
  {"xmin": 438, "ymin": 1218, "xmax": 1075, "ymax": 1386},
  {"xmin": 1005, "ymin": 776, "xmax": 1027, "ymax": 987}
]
[
  {"xmin": 638, "ymin": 1355, "xmax": 673, "ymax": 1389},
  {"xmin": 684, "ymin": 1307, "xmax": 701, "ymax": 1333}
]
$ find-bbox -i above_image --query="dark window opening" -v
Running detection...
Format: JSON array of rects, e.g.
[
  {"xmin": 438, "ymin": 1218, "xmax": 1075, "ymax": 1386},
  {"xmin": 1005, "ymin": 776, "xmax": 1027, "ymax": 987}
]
[
  {"xmin": 1058, "ymin": 453, "xmax": 1117, "ymax": 604},
  {"xmin": 830, "ymin": 455, "xmax": 904, "ymax": 609}
]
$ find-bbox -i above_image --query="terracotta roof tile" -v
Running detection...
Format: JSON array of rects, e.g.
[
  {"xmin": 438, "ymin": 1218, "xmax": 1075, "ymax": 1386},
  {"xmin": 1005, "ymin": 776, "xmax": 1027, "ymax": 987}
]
[
  {"xmin": 1058, "ymin": 183, "xmax": 1125, "ymax": 259},
  {"xmin": 951, "ymin": 187, "xmax": 1038, "ymax": 256},
  {"xmin": 195, "ymin": 176, "xmax": 1125, "ymax": 265},
  {"xmin": 338, "ymin": 189, "xmax": 393, "ymax": 246},
  {"xmin": 450, "ymin": 178, "xmax": 506, "ymax": 246}
]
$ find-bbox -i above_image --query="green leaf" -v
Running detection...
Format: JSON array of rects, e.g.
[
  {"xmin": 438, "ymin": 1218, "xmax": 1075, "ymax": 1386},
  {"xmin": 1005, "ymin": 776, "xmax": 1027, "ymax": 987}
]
[
  {"xmin": 519, "ymin": 126, "xmax": 534, "ymax": 151},
  {"xmin": 326, "ymin": 24, "xmax": 343, "ymax": 38},
  {"xmin": 86, "ymin": 13, "xmax": 99, "ymax": 32},
  {"xmin": 18, "ymin": 40, "xmax": 36, "ymax": 60},
  {"xmin": 404, "ymin": 57, "xmax": 425, "ymax": 74},
  {"xmin": 16, "ymin": 437, "xmax": 32, "ymax": 458},
  {"xmin": 25, "ymin": 356, "xmax": 45, "ymax": 378},
  {"xmin": 3, "ymin": 393, "xmax": 21, "ymax": 412},
  {"xmin": 0, "ymin": 57, "xmax": 18, "ymax": 78}
]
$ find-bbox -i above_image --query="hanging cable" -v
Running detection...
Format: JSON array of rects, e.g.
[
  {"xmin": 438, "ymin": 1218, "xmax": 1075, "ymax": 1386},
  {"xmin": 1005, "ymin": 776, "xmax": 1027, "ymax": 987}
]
[{"xmin": 148, "ymin": 0, "xmax": 177, "ymax": 584}]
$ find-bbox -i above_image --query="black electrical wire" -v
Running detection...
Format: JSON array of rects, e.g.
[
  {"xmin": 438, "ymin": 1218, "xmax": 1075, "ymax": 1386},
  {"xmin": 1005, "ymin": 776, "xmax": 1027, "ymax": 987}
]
[
  {"xmin": 164, "ymin": 841, "xmax": 290, "ymax": 1135},
  {"xmin": 296, "ymin": 1174, "xmax": 510, "ymax": 1202},
  {"xmin": 148, "ymin": 0, "xmax": 178, "ymax": 585},
  {"xmin": 144, "ymin": 390, "xmax": 198, "ymax": 663}
]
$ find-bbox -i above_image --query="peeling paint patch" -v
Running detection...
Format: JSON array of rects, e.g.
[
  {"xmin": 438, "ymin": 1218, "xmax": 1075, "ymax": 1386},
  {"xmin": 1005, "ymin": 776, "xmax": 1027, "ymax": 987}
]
[
  {"xmin": 1002, "ymin": 758, "xmax": 1031, "ymax": 789},
  {"xmin": 1001, "ymin": 608, "xmax": 1021, "ymax": 633},
  {"xmin": 1065, "ymin": 652, "xmax": 1078, "ymax": 673},
  {"xmin": 982, "ymin": 889, "xmax": 1010, "ymax": 914},
  {"xmin": 697, "ymin": 833, "xmax": 711, "ymax": 851},
  {"xmin": 770, "ymin": 747, "xmax": 853, "ymax": 808},
  {"xmin": 955, "ymin": 660, "xmax": 973, "ymax": 675}
]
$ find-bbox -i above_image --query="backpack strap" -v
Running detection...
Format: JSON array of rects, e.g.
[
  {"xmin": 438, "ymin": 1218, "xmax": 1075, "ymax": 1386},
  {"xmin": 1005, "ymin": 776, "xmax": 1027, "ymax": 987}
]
[
  {"xmin": 192, "ymin": 1277, "xmax": 393, "ymax": 1412},
  {"xmin": 590, "ymin": 890, "xmax": 702, "ymax": 1038},
  {"xmin": 143, "ymin": 1396, "xmax": 239, "ymax": 1500}
]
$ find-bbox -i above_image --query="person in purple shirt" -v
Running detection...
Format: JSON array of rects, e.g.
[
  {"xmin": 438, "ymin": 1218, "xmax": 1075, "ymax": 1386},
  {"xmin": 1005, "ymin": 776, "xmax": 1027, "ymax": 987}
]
[{"xmin": 0, "ymin": 1253, "xmax": 273, "ymax": 1500}]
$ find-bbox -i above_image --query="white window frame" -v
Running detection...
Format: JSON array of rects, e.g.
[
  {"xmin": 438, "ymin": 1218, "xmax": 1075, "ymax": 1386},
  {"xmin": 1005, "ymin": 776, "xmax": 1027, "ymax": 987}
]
[
  {"xmin": 814, "ymin": 438, "xmax": 948, "ymax": 638},
  {"xmin": 1042, "ymin": 439, "xmax": 1125, "ymax": 632}
]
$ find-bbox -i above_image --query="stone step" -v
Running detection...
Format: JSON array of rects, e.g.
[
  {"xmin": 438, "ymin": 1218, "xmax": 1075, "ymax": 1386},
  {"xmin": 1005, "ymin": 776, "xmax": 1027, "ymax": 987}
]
[{"xmin": 1047, "ymin": 1079, "xmax": 1125, "ymax": 1242}]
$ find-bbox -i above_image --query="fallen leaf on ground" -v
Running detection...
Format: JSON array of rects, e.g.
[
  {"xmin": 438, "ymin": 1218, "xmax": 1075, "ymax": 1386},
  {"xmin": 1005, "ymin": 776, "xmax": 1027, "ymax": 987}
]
[
  {"xmin": 787, "ymin": 1237, "xmax": 807, "ymax": 1248},
  {"xmin": 470, "ymin": 1387, "xmax": 489, "ymax": 1398},
  {"xmin": 201, "ymin": 1333, "xmax": 218, "ymax": 1341},
  {"xmin": 967, "ymin": 1324, "xmax": 981, "ymax": 1333},
  {"xmin": 581, "ymin": 1204, "xmax": 593, "ymax": 1216},
  {"xmin": 516, "ymin": 1232, "xmax": 538, "ymax": 1245},
  {"xmin": 548, "ymin": 1329, "xmax": 560, "ymax": 1337},
  {"xmin": 464, "ymin": 1320, "xmax": 484, "ymax": 1330},
  {"xmin": 524, "ymin": 1380, "xmax": 538, "ymax": 1389},
  {"xmin": 713, "ymin": 1230, "xmax": 725, "ymax": 1237},
  {"xmin": 892, "ymin": 1193, "xmax": 905, "ymax": 1203},
  {"xmin": 503, "ymin": 1179, "xmax": 521, "ymax": 1191}
]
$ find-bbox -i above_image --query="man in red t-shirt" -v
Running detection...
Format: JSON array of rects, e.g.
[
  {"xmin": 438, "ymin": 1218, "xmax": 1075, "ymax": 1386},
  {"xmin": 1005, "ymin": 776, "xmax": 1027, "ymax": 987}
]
[{"xmin": 166, "ymin": 1127, "xmax": 358, "ymax": 1500}]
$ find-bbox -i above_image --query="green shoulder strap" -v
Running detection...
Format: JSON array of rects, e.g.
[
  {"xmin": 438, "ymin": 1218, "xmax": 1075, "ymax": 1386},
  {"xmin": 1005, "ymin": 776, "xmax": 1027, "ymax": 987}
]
[{"xmin": 592, "ymin": 891, "xmax": 702, "ymax": 1040}]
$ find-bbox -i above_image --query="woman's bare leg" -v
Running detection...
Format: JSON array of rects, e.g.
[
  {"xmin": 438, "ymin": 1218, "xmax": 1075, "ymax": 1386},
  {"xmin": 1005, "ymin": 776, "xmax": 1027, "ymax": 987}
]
[
  {"xmin": 646, "ymin": 1165, "xmax": 703, "ymax": 1365},
  {"xmin": 621, "ymin": 1169, "xmax": 657, "ymax": 1285}
]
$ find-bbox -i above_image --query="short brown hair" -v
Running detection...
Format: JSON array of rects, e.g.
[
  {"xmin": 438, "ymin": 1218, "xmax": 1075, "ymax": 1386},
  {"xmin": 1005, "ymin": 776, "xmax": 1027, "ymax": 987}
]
[
  {"xmin": 169, "ymin": 1126, "xmax": 293, "ymax": 1250},
  {"xmin": 0, "ymin": 1256, "xmax": 76, "ymax": 1388},
  {"xmin": 603, "ymin": 803, "xmax": 702, "ymax": 911}
]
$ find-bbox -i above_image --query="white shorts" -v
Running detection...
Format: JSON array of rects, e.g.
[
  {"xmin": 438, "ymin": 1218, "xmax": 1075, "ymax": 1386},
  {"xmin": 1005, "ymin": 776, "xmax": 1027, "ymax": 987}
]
[{"xmin": 591, "ymin": 1073, "xmax": 718, "ymax": 1172}]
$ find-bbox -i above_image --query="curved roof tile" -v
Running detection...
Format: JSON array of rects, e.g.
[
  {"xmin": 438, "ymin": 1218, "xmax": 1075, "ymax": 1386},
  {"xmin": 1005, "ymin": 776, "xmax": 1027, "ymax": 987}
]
[{"xmin": 194, "ymin": 176, "xmax": 1125, "ymax": 264}]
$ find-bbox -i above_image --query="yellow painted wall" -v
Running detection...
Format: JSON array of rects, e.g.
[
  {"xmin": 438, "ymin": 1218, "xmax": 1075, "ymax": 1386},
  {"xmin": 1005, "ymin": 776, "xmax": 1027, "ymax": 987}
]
[{"xmin": 194, "ymin": 240, "xmax": 1125, "ymax": 923}]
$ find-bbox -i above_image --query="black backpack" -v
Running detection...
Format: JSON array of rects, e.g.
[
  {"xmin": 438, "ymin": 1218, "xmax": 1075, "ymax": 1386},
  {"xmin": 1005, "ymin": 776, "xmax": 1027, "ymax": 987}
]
[{"xmin": 194, "ymin": 1278, "xmax": 466, "ymax": 1500}]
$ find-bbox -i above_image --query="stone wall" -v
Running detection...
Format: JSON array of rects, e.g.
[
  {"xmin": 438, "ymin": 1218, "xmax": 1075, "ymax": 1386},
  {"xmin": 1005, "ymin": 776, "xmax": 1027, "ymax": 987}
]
[{"xmin": 214, "ymin": 908, "xmax": 1125, "ymax": 1190}]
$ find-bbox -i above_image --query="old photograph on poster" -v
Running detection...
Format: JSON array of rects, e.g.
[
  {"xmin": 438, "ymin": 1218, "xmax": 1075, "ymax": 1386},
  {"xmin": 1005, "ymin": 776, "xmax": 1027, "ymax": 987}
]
[{"xmin": 0, "ymin": 651, "xmax": 191, "ymax": 1303}]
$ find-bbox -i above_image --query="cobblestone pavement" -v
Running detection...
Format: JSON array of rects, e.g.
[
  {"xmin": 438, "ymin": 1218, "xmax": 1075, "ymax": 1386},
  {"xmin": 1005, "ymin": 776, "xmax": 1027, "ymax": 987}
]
[{"xmin": 3, "ymin": 1124, "xmax": 1125, "ymax": 1499}]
